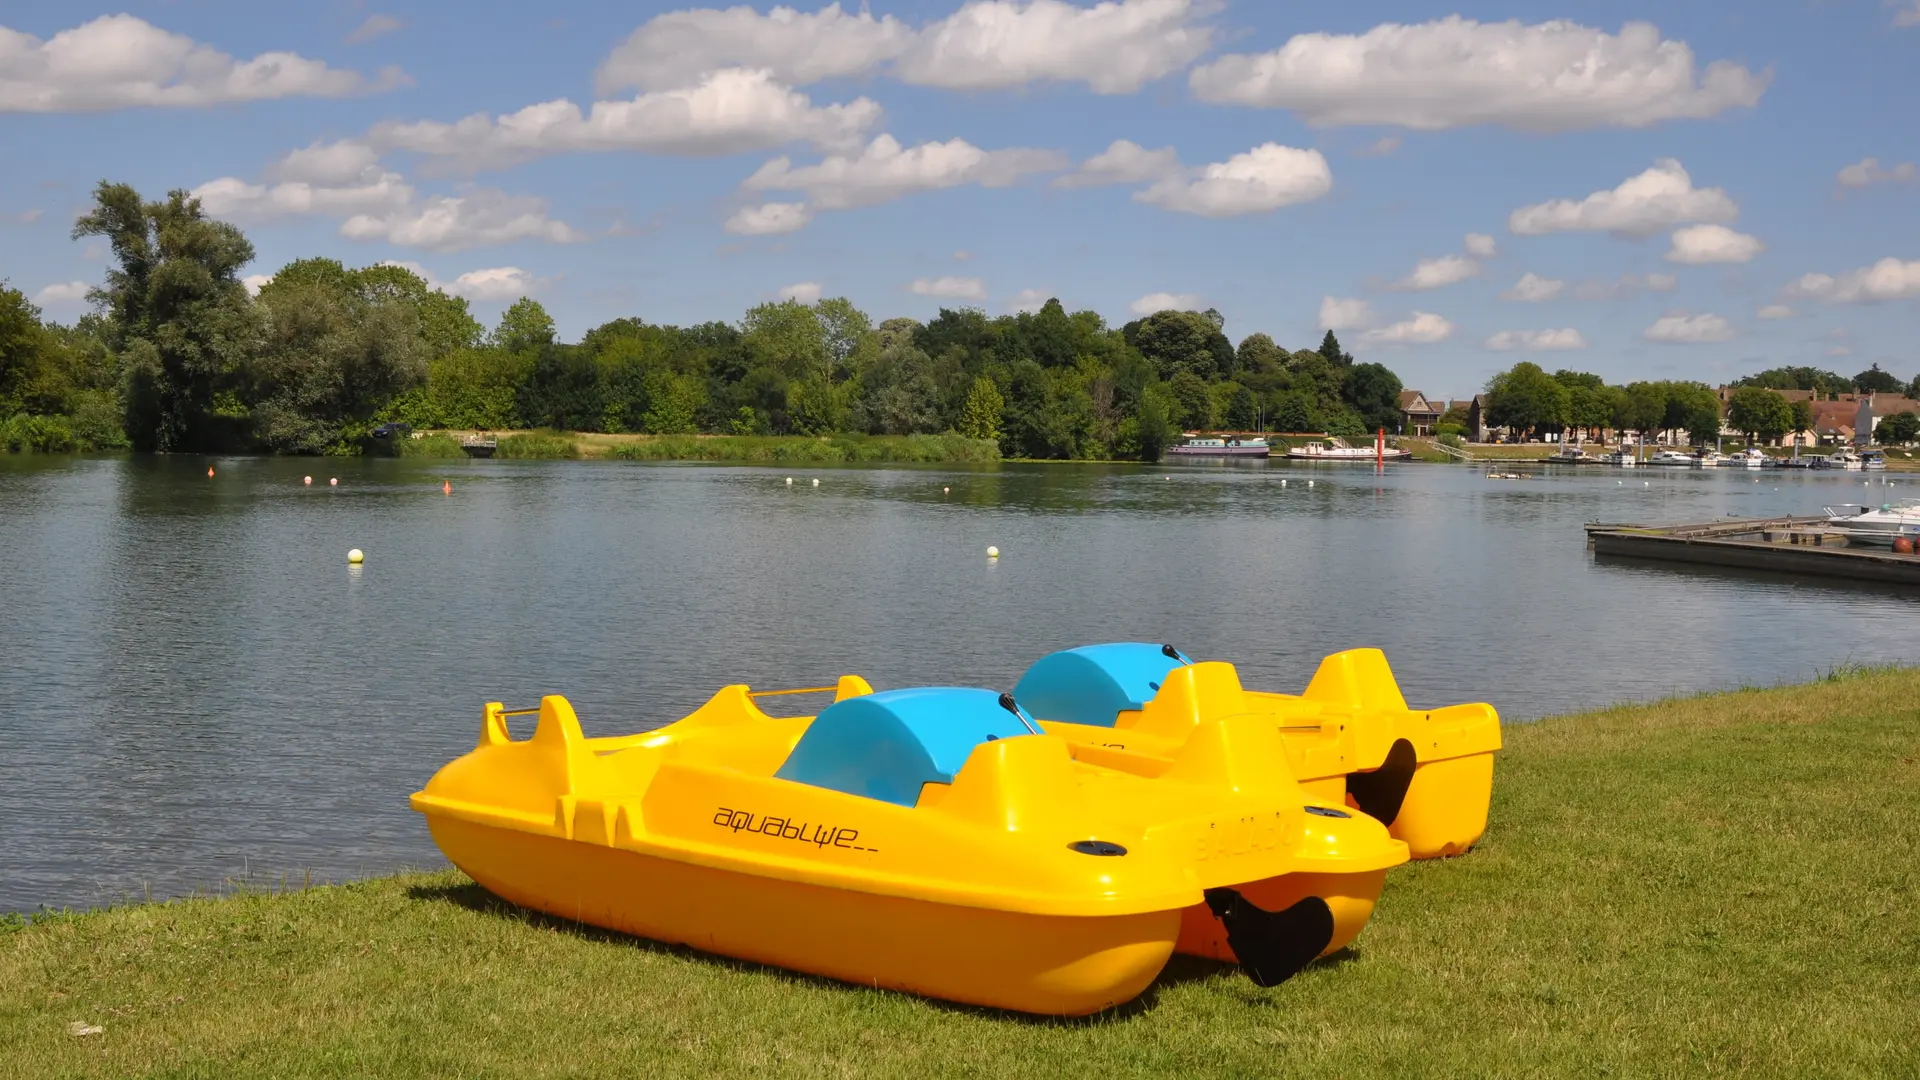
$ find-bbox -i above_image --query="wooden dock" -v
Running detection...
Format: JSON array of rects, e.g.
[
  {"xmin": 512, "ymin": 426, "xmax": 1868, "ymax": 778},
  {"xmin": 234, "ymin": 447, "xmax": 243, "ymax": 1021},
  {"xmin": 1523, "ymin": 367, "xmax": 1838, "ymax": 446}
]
[{"xmin": 1584, "ymin": 517, "xmax": 1920, "ymax": 585}]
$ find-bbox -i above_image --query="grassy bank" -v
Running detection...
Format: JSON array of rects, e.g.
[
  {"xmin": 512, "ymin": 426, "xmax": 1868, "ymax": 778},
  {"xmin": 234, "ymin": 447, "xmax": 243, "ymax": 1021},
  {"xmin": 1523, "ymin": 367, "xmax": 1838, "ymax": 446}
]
[
  {"xmin": 594, "ymin": 432, "xmax": 999, "ymax": 464},
  {"xmin": 4, "ymin": 670, "xmax": 1917, "ymax": 1078}
]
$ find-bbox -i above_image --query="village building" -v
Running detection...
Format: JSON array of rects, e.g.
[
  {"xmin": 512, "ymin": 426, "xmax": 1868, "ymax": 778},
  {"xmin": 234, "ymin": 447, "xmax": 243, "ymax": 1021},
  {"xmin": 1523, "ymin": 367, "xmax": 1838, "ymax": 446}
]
[{"xmin": 1398, "ymin": 390, "xmax": 1444, "ymax": 436}]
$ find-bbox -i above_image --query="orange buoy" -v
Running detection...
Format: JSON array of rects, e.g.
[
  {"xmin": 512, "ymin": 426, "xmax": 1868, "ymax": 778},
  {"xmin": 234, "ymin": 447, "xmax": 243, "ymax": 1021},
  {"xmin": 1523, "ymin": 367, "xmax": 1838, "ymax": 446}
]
[
  {"xmin": 443, "ymin": 480, "xmax": 452, "ymax": 495},
  {"xmin": 1894, "ymin": 536, "xmax": 1915, "ymax": 555},
  {"xmin": 207, "ymin": 466, "xmax": 215, "ymax": 477}
]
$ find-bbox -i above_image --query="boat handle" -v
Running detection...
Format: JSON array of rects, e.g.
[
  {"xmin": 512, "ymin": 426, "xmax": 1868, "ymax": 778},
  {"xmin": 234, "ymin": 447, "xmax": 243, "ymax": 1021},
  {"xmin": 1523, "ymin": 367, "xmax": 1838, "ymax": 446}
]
[
  {"xmin": 499, "ymin": 707, "xmax": 542, "ymax": 717},
  {"xmin": 747, "ymin": 685, "xmax": 841, "ymax": 699},
  {"xmin": 997, "ymin": 693, "xmax": 1044, "ymax": 736}
]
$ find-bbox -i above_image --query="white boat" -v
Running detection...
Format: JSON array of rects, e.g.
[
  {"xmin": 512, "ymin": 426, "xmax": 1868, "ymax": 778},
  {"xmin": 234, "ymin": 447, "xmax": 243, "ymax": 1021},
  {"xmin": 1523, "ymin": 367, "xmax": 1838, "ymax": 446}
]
[
  {"xmin": 1730, "ymin": 448, "xmax": 1767, "ymax": 468},
  {"xmin": 1814, "ymin": 449, "xmax": 1864, "ymax": 471},
  {"xmin": 1823, "ymin": 500, "xmax": 1920, "ymax": 547},
  {"xmin": 1697, "ymin": 451, "xmax": 1730, "ymax": 467},
  {"xmin": 1287, "ymin": 437, "xmax": 1411, "ymax": 462},
  {"xmin": 1166, "ymin": 436, "xmax": 1269, "ymax": 458},
  {"xmin": 1649, "ymin": 450, "xmax": 1695, "ymax": 466},
  {"xmin": 1551, "ymin": 444, "xmax": 1595, "ymax": 463},
  {"xmin": 1862, "ymin": 450, "xmax": 1888, "ymax": 471},
  {"xmin": 1600, "ymin": 449, "xmax": 1638, "ymax": 468}
]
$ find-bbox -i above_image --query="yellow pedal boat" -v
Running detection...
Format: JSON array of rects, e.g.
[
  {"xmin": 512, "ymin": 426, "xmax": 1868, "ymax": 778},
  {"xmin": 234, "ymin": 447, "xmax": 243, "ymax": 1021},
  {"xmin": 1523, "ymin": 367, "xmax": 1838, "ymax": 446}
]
[
  {"xmin": 1014, "ymin": 644, "xmax": 1502, "ymax": 860},
  {"xmin": 411, "ymin": 678, "xmax": 1408, "ymax": 1016}
]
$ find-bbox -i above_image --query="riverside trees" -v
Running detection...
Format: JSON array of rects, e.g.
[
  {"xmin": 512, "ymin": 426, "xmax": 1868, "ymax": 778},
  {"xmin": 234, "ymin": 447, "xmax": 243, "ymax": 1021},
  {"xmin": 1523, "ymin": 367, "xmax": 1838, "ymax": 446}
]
[{"xmin": 10, "ymin": 181, "xmax": 1447, "ymax": 459}]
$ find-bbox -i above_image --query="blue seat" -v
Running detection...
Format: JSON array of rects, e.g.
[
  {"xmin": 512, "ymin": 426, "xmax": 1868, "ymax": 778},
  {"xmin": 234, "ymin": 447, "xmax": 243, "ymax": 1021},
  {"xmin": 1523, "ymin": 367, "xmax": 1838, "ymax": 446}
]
[
  {"xmin": 1012, "ymin": 643, "xmax": 1187, "ymax": 729},
  {"xmin": 775, "ymin": 687, "xmax": 1032, "ymax": 807}
]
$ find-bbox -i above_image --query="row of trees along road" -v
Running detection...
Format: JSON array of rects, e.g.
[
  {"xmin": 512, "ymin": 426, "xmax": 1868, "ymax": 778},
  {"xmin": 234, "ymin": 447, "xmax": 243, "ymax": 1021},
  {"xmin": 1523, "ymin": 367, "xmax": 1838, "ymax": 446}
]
[
  {"xmin": 1479, "ymin": 361, "xmax": 1920, "ymax": 447},
  {"xmin": 3, "ymin": 181, "xmax": 1412, "ymax": 459}
]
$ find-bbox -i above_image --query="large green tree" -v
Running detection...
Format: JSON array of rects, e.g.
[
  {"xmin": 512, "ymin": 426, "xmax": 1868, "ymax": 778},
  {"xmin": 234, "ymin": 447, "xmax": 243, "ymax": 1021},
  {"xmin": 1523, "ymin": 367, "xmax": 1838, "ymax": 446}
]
[
  {"xmin": 74, "ymin": 182, "xmax": 261, "ymax": 451},
  {"xmin": 1342, "ymin": 362, "xmax": 1403, "ymax": 434},
  {"xmin": 1853, "ymin": 363, "xmax": 1902, "ymax": 394},
  {"xmin": 1877, "ymin": 411, "xmax": 1919, "ymax": 444},
  {"xmin": 1727, "ymin": 387, "xmax": 1793, "ymax": 445},
  {"xmin": 252, "ymin": 272, "xmax": 427, "ymax": 452},
  {"xmin": 1485, "ymin": 362, "xmax": 1570, "ymax": 438}
]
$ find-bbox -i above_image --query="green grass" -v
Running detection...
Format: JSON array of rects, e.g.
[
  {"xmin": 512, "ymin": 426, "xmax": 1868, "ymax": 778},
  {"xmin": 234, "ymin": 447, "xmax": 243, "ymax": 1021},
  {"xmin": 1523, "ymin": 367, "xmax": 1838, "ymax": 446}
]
[
  {"xmin": 393, "ymin": 433, "xmax": 466, "ymax": 459},
  {"xmin": 4, "ymin": 670, "xmax": 1917, "ymax": 1078},
  {"xmin": 597, "ymin": 433, "xmax": 1000, "ymax": 464},
  {"xmin": 494, "ymin": 432, "xmax": 581, "ymax": 460}
]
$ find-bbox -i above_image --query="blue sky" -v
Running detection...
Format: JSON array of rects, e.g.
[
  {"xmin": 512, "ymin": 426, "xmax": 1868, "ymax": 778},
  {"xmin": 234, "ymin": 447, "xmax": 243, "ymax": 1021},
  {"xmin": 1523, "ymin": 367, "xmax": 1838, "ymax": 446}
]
[{"xmin": 2, "ymin": 1, "xmax": 1917, "ymax": 399}]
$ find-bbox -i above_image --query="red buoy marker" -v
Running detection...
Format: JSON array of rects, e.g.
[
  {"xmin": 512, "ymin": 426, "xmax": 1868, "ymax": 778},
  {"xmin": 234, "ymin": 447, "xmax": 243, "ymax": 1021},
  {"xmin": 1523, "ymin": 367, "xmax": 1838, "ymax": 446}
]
[{"xmin": 443, "ymin": 480, "xmax": 452, "ymax": 495}]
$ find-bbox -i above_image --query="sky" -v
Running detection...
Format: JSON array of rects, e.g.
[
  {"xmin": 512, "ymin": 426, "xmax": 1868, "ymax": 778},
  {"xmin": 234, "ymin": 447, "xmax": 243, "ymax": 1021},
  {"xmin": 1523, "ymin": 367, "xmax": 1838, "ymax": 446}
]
[{"xmin": 1, "ymin": 1, "xmax": 1917, "ymax": 399}]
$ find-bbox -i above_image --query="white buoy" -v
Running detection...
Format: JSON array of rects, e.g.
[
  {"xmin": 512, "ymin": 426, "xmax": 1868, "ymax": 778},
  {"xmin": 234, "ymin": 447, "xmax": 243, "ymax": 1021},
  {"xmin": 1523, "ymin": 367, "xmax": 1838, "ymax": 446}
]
[
  {"xmin": 1281, "ymin": 479, "xmax": 1287, "ymax": 487},
  {"xmin": 347, "ymin": 548, "xmax": 364, "ymax": 564},
  {"xmin": 1308, "ymin": 480, "xmax": 1315, "ymax": 488},
  {"xmin": 812, "ymin": 478, "xmax": 820, "ymax": 487},
  {"xmin": 329, "ymin": 477, "xmax": 338, "ymax": 487},
  {"xmin": 303, "ymin": 475, "xmax": 312, "ymax": 486},
  {"xmin": 943, "ymin": 486, "xmax": 950, "ymax": 494},
  {"xmin": 785, "ymin": 477, "xmax": 793, "ymax": 486},
  {"xmin": 987, "ymin": 545, "xmax": 1000, "ymax": 559}
]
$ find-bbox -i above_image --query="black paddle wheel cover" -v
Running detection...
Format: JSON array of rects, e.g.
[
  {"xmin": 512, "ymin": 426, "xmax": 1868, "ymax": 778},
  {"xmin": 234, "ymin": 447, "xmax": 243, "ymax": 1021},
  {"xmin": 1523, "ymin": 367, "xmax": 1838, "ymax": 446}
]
[
  {"xmin": 1345, "ymin": 738, "xmax": 1417, "ymax": 826},
  {"xmin": 1202, "ymin": 888, "xmax": 1336, "ymax": 987}
]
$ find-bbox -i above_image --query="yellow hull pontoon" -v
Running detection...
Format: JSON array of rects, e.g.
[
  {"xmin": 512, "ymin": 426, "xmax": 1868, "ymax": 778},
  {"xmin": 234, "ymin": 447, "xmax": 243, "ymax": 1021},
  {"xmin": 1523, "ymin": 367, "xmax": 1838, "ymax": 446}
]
[{"xmin": 412, "ymin": 676, "xmax": 1407, "ymax": 1015}]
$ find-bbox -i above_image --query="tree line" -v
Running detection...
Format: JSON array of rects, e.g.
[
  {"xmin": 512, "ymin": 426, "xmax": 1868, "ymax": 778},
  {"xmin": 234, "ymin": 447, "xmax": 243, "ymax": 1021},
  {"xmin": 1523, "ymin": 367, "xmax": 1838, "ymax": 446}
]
[
  {"xmin": 1476, "ymin": 361, "xmax": 1920, "ymax": 447},
  {"xmin": 4, "ymin": 181, "xmax": 1412, "ymax": 459}
]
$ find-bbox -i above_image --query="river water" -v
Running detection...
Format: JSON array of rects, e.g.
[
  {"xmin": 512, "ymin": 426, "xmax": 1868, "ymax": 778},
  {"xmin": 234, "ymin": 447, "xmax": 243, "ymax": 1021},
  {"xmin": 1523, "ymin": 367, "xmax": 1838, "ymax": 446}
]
[{"xmin": 1, "ymin": 454, "xmax": 1913, "ymax": 912}]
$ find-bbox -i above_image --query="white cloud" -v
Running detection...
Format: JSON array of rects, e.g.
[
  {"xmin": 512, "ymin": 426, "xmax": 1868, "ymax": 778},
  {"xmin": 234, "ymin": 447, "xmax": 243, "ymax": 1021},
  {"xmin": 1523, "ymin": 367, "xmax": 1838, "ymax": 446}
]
[
  {"xmin": 341, "ymin": 189, "xmax": 587, "ymax": 252},
  {"xmin": 1643, "ymin": 312, "xmax": 1734, "ymax": 343},
  {"xmin": 1008, "ymin": 288, "xmax": 1051, "ymax": 313},
  {"xmin": 370, "ymin": 69, "xmax": 881, "ymax": 170},
  {"xmin": 597, "ymin": 1, "xmax": 1211, "ymax": 97},
  {"xmin": 1836, "ymin": 157, "xmax": 1917, "ymax": 188},
  {"xmin": 1486, "ymin": 328, "xmax": 1587, "ymax": 351},
  {"xmin": 778, "ymin": 282, "xmax": 824, "ymax": 304},
  {"xmin": 1756, "ymin": 304, "xmax": 1793, "ymax": 320},
  {"xmin": 346, "ymin": 15, "xmax": 403, "ymax": 45},
  {"xmin": 5, "ymin": 207, "xmax": 43, "ymax": 224},
  {"xmin": 1188, "ymin": 17, "xmax": 1766, "ymax": 131},
  {"xmin": 1136, "ymin": 143, "xmax": 1332, "ymax": 217},
  {"xmin": 1361, "ymin": 312, "xmax": 1453, "ymax": 345},
  {"xmin": 1393, "ymin": 254, "xmax": 1479, "ymax": 290},
  {"xmin": 1666, "ymin": 223, "xmax": 1763, "ymax": 264},
  {"xmin": 33, "ymin": 280, "xmax": 89, "ymax": 304},
  {"xmin": 449, "ymin": 267, "xmax": 536, "ymax": 302},
  {"xmin": 743, "ymin": 134, "xmax": 1065, "ymax": 210},
  {"xmin": 725, "ymin": 202, "xmax": 812, "ymax": 235},
  {"xmin": 242, "ymin": 273, "xmax": 271, "ymax": 296},
  {"xmin": 1501, "ymin": 272, "xmax": 1565, "ymax": 302},
  {"xmin": 1319, "ymin": 296, "xmax": 1375, "ymax": 330},
  {"xmin": 1356, "ymin": 135, "xmax": 1401, "ymax": 156},
  {"xmin": 1571, "ymin": 272, "xmax": 1676, "ymax": 300},
  {"xmin": 910, "ymin": 277, "xmax": 988, "ymax": 301},
  {"xmin": 192, "ymin": 172, "xmax": 414, "ymax": 222},
  {"xmin": 597, "ymin": 4, "xmax": 912, "ymax": 93},
  {"xmin": 267, "ymin": 140, "xmax": 382, "ymax": 186},
  {"xmin": 1131, "ymin": 292, "xmax": 1204, "ymax": 315},
  {"xmin": 0, "ymin": 14, "xmax": 406, "ymax": 113},
  {"xmin": 1510, "ymin": 159, "xmax": 1737, "ymax": 236},
  {"xmin": 896, "ymin": 0, "xmax": 1213, "ymax": 95},
  {"xmin": 1464, "ymin": 232, "xmax": 1498, "ymax": 257},
  {"xmin": 1896, "ymin": 2, "xmax": 1920, "ymax": 28},
  {"xmin": 953, "ymin": 249, "xmax": 972, "ymax": 262},
  {"xmin": 1052, "ymin": 139, "xmax": 1182, "ymax": 189},
  {"xmin": 1786, "ymin": 258, "xmax": 1920, "ymax": 304}
]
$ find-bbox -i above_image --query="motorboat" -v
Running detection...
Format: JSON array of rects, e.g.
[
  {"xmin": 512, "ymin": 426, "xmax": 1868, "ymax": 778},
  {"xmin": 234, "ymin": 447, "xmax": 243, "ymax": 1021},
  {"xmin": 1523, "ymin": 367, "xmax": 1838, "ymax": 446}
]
[
  {"xmin": 413, "ymin": 676, "xmax": 1409, "ymax": 1015},
  {"xmin": 1014, "ymin": 644, "xmax": 1501, "ymax": 863},
  {"xmin": 1823, "ymin": 500, "xmax": 1920, "ymax": 547},
  {"xmin": 1814, "ymin": 449, "xmax": 1864, "ymax": 470},
  {"xmin": 1167, "ymin": 436, "xmax": 1270, "ymax": 458},
  {"xmin": 1649, "ymin": 450, "xmax": 1696, "ymax": 466},
  {"xmin": 1600, "ymin": 449, "xmax": 1637, "ymax": 468},
  {"xmin": 1730, "ymin": 448, "xmax": 1768, "ymax": 468},
  {"xmin": 1862, "ymin": 450, "xmax": 1888, "ymax": 471},
  {"xmin": 1551, "ymin": 444, "xmax": 1595, "ymax": 464},
  {"xmin": 1287, "ymin": 437, "xmax": 1411, "ymax": 462},
  {"xmin": 1697, "ymin": 451, "xmax": 1730, "ymax": 467}
]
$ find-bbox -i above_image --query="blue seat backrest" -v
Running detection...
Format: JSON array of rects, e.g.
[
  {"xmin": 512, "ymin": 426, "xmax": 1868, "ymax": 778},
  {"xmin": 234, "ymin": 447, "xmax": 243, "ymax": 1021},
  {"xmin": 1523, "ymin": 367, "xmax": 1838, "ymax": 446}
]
[
  {"xmin": 1012, "ymin": 643, "xmax": 1186, "ymax": 729},
  {"xmin": 774, "ymin": 687, "xmax": 1032, "ymax": 807}
]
